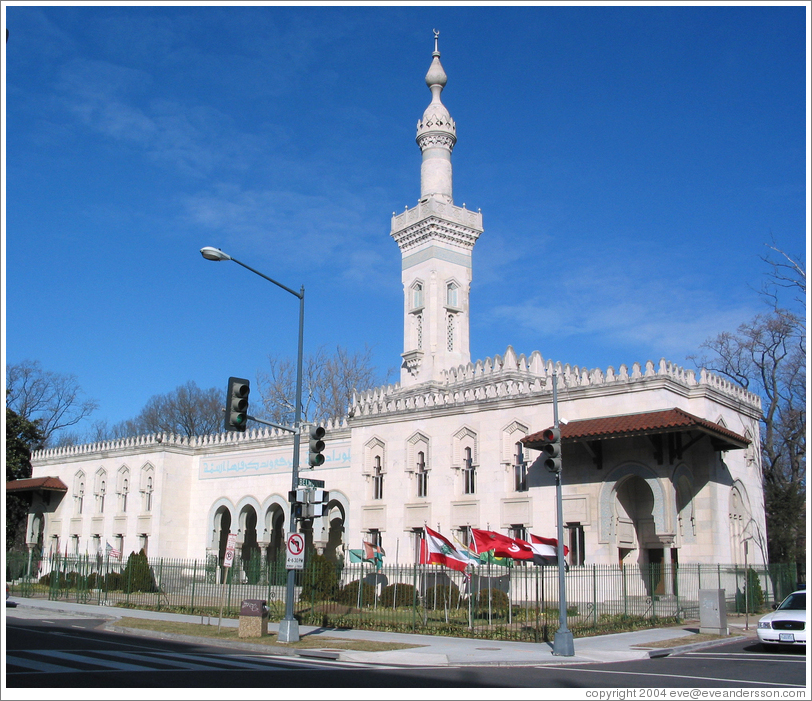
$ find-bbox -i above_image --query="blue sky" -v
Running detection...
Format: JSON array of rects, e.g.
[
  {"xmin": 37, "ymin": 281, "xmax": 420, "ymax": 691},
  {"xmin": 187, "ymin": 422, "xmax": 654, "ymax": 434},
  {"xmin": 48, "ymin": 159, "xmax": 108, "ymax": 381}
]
[{"xmin": 3, "ymin": 3, "xmax": 809, "ymax": 441}]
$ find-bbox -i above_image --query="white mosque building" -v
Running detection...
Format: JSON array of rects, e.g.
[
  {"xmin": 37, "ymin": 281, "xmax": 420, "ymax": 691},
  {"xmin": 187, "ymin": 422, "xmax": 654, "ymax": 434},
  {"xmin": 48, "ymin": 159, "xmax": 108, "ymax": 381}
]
[{"xmin": 19, "ymin": 39, "xmax": 768, "ymax": 577}]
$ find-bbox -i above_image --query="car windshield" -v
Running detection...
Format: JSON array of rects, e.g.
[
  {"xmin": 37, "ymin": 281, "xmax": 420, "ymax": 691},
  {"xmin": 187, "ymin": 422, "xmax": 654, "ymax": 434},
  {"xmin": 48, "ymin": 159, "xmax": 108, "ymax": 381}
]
[{"xmin": 777, "ymin": 592, "xmax": 806, "ymax": 611}]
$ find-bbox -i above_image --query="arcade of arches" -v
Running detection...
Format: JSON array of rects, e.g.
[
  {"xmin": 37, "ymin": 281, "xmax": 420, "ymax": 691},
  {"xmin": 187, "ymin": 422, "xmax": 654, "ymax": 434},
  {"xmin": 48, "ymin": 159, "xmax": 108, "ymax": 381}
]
[{"xmin": 209, "ymin": 498, "xmax": 346, "ymax": 575}]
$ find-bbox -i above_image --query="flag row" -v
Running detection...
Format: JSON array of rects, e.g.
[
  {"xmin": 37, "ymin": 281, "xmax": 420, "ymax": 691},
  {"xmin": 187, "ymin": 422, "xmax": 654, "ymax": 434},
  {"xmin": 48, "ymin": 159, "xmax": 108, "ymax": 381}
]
[{"xmin": 421, "ymin": 527, "xmax": 569, "ymax": 572}]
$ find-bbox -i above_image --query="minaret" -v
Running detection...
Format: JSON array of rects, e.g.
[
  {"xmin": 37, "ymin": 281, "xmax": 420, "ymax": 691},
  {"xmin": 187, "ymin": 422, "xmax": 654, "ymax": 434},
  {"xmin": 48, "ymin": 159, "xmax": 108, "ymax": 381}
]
[{"xmin": 391, "ymin": 32, "xmax": 484, "ymax": 388}]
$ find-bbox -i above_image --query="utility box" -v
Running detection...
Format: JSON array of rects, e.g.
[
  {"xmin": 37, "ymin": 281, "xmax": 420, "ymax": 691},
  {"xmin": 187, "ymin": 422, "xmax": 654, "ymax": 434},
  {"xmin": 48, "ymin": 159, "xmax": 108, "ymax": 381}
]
[
  {"xmin": 699, "ymin": 589, "xmax": 728, "ymax": 635},
  {"xmin": 239, "ymin": 599, "xmax": 269, "ymax": 638}
]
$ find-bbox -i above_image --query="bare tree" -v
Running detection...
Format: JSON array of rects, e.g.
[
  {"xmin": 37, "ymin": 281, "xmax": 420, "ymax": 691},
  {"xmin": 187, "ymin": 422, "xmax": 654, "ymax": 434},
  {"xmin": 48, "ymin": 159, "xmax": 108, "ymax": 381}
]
[
  {"xmin": 255, "ymin": 345, "xmax": 384, "ymax": 426},
  {"xmin": 6, "ymin": 360, "xmax": 98, "ymax": 447},
  {"xmin": 134, "ymin": 381, "xmax": 225, "ymax": 438},
  {"xmin": 693, "ymin": 245, "xmax": 806, "ymax": 567},
  {"xmin": 760, "ymin": 240, "xmax": 806, "ymax": 308}
]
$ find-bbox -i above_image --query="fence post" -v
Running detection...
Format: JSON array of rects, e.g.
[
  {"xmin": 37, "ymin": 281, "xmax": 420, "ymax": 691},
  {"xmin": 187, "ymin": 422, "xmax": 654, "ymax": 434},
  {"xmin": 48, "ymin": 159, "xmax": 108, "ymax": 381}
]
[
  {"xmin": 592, "ymin": 564, "xmax": 597, "ymax": 629},
  {"xmin": 126, "ymin": 557, "xmax": 132, "ymax": 605},
  {"xmin": 157, "ymin": 559, "xmax": 164, "ymax": 610},
  {"xmin": 412, "ymin": 561, "xmax": 418, "ymax": 633},
  {"xmin": 191, "ymin": 559, "xmax": 197, "ymax": 612},
  {"xmin": 674, "ymin": 563, "xmax": 680, "ymax": 622},
  {"xmin": 734, "ymin": 564, "xmax": 740, "ymax": 613},
  {"xmin": 622, "ymin": 562, "xmax": 627, "ymax": 617}
]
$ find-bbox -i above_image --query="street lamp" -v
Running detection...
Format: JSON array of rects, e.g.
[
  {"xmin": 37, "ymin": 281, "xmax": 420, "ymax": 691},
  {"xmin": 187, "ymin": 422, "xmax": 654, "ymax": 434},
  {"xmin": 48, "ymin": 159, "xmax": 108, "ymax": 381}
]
[{"xmin": 200, "ymin": 246, "xmax": 305, "ymax": 643}]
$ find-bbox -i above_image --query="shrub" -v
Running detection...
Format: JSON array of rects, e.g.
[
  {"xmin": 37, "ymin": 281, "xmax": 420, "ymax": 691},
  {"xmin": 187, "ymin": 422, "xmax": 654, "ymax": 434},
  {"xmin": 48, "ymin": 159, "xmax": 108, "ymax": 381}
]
[
  {"xmin": 336, "ymin": 580, "xmax": 376, "ymax": 607},
  {"xmin": 380, "ymin": 583, "xmax": 417, "ymax": 607},
  {"xmin": 123, "ymin": 549, "xmax": 159, "ymax": 593},
  {"xmin": 300, "ymin": 552, "xmax": 340, "ymax": 602},
  {"xmin": 472, "ymin": 588, "xmax": 510, "ymax": 612},
  {"xmin": 105, "ymin": 571, "xmax": 124, "ymax": 591},
  {"xmin": 736, "ymin": 568, "xmax": 765, "ymax": 613},
  {"xmin": 423, "ymin": 583, "xmax": 461, "ymax": 610}
]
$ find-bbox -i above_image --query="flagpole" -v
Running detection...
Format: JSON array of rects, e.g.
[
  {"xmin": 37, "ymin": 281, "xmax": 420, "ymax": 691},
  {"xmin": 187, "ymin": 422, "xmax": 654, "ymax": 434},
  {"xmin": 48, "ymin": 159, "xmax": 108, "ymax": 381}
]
[{"xmin": 552, "ymin": 369, "xmax": 575, "ymax": 656}]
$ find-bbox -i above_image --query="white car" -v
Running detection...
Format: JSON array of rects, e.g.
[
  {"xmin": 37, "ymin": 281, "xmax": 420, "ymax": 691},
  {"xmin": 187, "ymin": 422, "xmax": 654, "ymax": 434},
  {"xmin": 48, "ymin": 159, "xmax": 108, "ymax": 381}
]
[{"xmin": 757, "ymin": 590, "xmax": 806, "ymax": 650}]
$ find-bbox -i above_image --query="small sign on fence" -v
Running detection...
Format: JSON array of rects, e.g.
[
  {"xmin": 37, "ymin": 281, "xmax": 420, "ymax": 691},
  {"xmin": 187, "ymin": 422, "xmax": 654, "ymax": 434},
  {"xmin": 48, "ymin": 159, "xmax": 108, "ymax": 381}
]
[{"xmin": 223, "ymin": 533, "xmax": 237, "ymax": 569}]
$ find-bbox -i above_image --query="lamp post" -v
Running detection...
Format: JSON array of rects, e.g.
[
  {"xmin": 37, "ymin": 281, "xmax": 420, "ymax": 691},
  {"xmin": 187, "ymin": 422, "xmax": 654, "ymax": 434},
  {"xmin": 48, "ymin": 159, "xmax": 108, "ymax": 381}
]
[{"xmin": 200, "ymin": 246, "xmax": 305, "ymax": 643}]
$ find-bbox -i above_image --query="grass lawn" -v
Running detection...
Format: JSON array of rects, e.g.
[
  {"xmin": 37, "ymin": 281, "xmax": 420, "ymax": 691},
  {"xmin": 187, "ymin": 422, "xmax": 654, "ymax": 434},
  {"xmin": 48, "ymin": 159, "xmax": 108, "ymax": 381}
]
[{"xmin": 111, "ymin": 617, "xmax": 424, "ymax": 653}]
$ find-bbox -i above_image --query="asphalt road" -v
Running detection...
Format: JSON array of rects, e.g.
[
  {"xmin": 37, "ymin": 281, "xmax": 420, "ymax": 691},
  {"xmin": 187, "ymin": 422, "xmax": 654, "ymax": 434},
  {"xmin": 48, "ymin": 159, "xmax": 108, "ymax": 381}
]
[{"xmin": 4, "ymin": 612, "xmax": 807, "ymax": 690}]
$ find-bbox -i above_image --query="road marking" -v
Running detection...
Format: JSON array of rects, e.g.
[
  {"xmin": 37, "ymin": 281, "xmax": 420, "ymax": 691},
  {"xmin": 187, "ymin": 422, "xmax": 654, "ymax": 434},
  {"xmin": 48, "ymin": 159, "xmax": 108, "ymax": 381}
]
[
  {"xmin": 99, "ymin": 650, "xmax": 226, "ymax": 671},
  {"xmin": 159, "ymin": 651, "xmax": 318, "ymax": 671},
  {"xmin": 36, "ymin": 649, "xmax": 159, "ymax": 671},
  {"xmin": 6, "ymin": 655, "xmax": 78, "ymax": 674},
  {"xmin": 682, "ymin": 652, "xmax": 805, "ymax": 663},
  {"xmin": 6, "ymin": 648, "xmax": 396, "ymax": 675},
  {"xmin": 561, "ymin": 667, "xmax": 804, "ymax": 687}
]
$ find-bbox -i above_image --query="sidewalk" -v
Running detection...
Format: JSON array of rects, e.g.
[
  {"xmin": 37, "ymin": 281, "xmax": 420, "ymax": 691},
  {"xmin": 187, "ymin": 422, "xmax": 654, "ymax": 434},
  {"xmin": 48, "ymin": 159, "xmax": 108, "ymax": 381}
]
[{"xmin": 5, "ymin": 597, "xmax": 755, "ymax": 667}]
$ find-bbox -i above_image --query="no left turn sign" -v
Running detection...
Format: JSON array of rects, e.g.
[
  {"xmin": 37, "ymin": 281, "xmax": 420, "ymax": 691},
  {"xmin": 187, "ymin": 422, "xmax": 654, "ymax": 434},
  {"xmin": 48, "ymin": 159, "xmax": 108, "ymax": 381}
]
[{"xmin": 286, "ymin": 533, "xmax": 305, "ymax": 570}]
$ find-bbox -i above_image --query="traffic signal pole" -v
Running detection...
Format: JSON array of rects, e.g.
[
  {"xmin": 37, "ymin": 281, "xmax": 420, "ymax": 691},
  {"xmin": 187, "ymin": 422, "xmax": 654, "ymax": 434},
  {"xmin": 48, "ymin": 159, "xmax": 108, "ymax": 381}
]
[
  {"xmin": 278, "ymin": 287, "xmax": 305, "ymax": 643},
  {"xmin": 552, "ymin": 371, "xmax": 575, "ymax": 656}
]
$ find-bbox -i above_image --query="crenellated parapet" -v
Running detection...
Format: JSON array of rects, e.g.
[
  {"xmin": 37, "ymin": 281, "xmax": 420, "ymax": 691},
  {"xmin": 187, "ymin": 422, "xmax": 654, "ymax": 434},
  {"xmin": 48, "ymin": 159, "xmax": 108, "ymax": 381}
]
[
  {"xmin": 391, "ymin": 199, "xmax": 483, "ymax": 251},
  {"xmin": 349, "ymin": 346, "xmax": 762, "ymax": 419},
  {"xmin": 32, "ymin": 416, "xmax": 348, "ymax": 462}
]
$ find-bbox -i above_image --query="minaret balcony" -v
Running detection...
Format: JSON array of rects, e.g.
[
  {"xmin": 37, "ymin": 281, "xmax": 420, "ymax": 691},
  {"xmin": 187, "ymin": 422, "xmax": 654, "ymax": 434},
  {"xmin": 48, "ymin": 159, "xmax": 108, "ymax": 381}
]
[{"xmin": 391, "ymin": 199, "xmax": 483, "ymax": 243}]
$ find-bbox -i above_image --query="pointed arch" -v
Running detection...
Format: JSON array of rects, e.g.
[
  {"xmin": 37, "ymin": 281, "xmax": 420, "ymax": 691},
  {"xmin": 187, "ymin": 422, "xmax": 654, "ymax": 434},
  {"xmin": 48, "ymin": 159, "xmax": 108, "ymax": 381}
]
[
  {"xmin": 671, "ymin": 463, "xmax": 696, "ymax": 544},
  {"xmin": 598, "ymin": 462, "xmax": 670, "ymax": 544},
  {"xmin": 451, "ymin": 426, "xmax": 477, "ymax": 468}
]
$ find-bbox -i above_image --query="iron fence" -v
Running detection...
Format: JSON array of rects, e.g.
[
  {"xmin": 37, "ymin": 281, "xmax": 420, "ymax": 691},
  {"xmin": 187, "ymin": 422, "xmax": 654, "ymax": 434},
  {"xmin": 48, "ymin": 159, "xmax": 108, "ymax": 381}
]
[{"xmin": 5, "ymin": 551, "xmax": 800, "ymax": 642}]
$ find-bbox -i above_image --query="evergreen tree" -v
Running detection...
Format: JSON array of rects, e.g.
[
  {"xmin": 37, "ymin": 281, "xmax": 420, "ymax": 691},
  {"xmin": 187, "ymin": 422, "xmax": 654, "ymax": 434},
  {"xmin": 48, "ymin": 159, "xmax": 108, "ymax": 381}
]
[{"xmin": 6, "ymin": 405, "xmax": 43, "ymax": 548}]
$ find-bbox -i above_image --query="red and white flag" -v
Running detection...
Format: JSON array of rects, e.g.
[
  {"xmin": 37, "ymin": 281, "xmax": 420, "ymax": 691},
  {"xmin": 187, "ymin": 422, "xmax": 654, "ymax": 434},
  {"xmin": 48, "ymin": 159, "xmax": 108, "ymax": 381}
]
[
  {"xmin": 470, "ymin": 528, "xmax": 534, "ymax": 560},
  {"xmin": 529, "ymin": 534, "xmax": 568, "ymax": 565},
  {"xmin": 420, "ymin": 526, "xmax": 470, "ymax": 571}
]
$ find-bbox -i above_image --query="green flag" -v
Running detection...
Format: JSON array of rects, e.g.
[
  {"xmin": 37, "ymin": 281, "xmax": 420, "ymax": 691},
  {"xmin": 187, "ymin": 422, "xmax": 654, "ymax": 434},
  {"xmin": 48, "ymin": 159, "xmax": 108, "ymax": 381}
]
[{"xmin": 479, "ymin": 549, "xmax": 512, "ymax": 567}]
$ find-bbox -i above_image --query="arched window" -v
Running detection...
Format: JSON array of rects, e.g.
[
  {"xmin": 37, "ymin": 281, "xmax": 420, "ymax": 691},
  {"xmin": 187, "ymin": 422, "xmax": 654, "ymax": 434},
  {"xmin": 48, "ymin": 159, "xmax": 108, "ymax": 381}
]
[
  {"xmin": 446, "ymin": 281, "xmax": 458, "ymax": 307},
  {"xmin": 513, "ymin": 441, "xmax": 527, "ymax": 492},
  {"xmin": 463, "ymin": 447, "xmax": 476, "ymax": 495},
  {"xmin": 75, "ymin": 477, "xmax": 85, "ymax": 515},
  {"xmin": 412, "ymin": 282, "xmax": 424, "ymax": 309},
  {"xmin": 373, "ymin": 457, "xmax": 384, "ymax": 500},
  {"xmin": 98, "ymin": 480, "xmax": 106, "ymax": 514},
  {"xmin": 141, "ymin": 475, "xmax": 153, "ymax": 511},
  {"xmin": 417, "ymin": 451, "xmax": 428, "ymax": 498},
  {"xmin": 117, "ymin": 467, "xmax": 131, "ymax": 513}
]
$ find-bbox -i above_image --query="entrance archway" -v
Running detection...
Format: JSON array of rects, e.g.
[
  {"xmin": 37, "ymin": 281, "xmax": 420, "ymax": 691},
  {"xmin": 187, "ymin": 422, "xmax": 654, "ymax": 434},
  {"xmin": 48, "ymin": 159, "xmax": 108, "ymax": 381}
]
[
  {"xmin": 265, "ymin": 505, "xmax": 286, "ymax": 568},
  {"xmin": 238, "ymin": 505, "xmax": 260, "ymax": 582},
  {"xmin": 213, "ymin": 506, "xmax": 232, "ymax": 564}
]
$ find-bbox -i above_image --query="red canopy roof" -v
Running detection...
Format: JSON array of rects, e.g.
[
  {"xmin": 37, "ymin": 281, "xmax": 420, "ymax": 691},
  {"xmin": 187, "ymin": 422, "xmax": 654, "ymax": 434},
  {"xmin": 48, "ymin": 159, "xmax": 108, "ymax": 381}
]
[
  {"xmin": 523, "ymin": 408, "xmax": 749, "ymax": 451},
  {"xmin": 6, "ymin": 476, "xmax": 68, "ymax": 493}
]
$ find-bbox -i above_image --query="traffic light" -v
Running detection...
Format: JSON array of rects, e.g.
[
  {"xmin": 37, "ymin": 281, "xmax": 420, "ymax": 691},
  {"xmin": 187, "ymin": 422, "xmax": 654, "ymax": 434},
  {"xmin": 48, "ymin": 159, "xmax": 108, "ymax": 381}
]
[
  {"xmin": 311, "ymin": 488, "xmax": 330, "ymax": 517},
  {"xmin": 308, "ymin": 426, "xmax": 326, "ymax": 467},
  {"xmin": 225, "ymin": 377, "xmax": 250, "ymax": 432},
  {"xmin": 288, "ymin": 488, "xmax": 308, "ymax": 520},
  {"xmin": 540, "ymin": 427, "xmax": 562, "ymax": 473}
]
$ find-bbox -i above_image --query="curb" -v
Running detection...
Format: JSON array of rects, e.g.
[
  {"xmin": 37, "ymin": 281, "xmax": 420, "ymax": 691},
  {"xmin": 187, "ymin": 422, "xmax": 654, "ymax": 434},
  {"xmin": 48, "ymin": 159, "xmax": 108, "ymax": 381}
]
[
  {"xmin": 106, "ymin": 624, "xmax": 318, "ymax": 659},
  {"xmin": 646, "ymin": 634, "xmax": 747, "ymax": 658}
]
